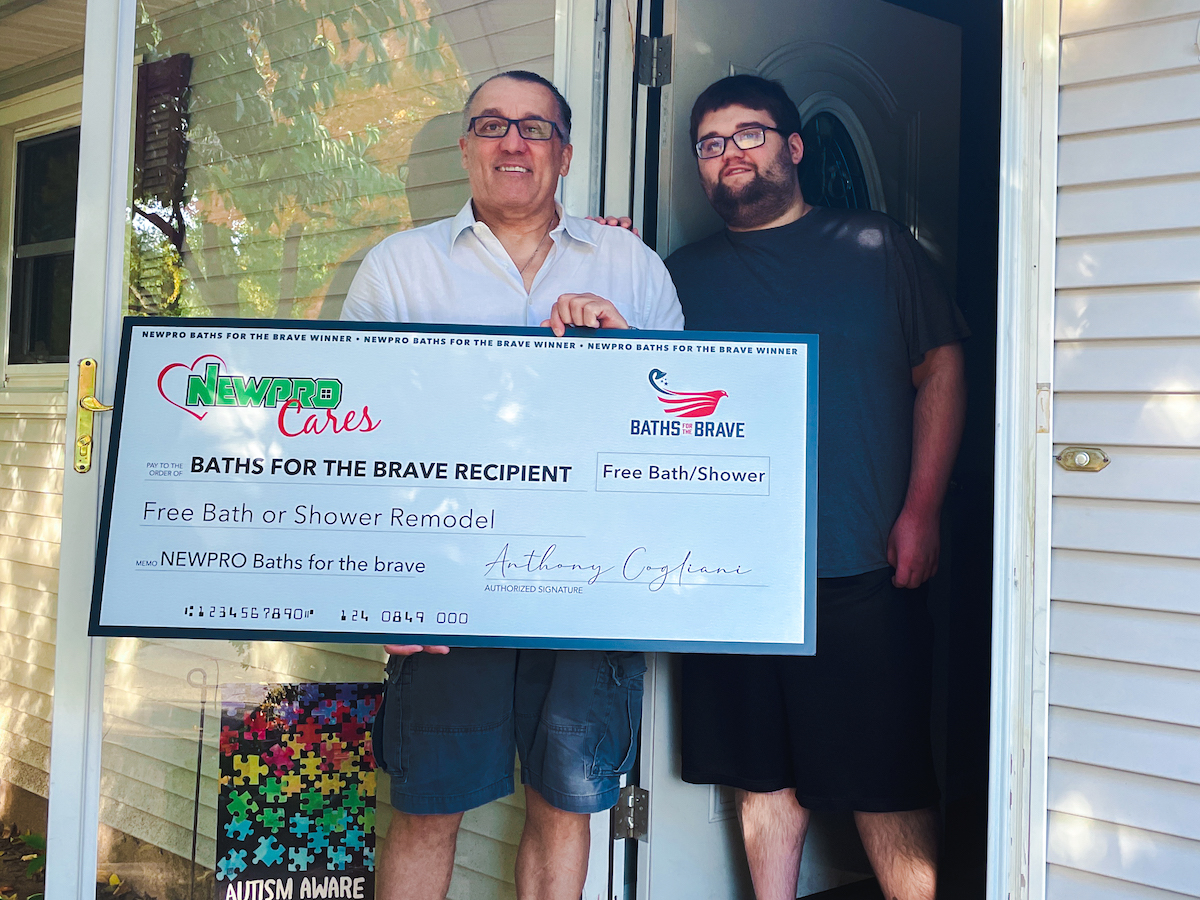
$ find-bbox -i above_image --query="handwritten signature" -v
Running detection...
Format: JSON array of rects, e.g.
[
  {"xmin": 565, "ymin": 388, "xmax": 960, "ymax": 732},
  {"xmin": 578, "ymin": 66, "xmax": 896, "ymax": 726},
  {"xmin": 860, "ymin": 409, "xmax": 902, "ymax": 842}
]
[{"xmin": 482, "ymin": 543, "xmax": 751, "ymax": 592}]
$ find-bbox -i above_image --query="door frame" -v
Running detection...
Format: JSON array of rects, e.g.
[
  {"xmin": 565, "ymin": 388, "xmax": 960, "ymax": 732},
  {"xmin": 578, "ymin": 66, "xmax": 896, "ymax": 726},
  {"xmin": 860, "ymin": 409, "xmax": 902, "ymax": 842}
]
[
  {"xmin": 622, "ymin": 1, "xmax": 1062, "ymax": 899},
  {"xmin": 44, "ymin": 0, "xmax": 136, "ymax": 893},
  {"xmin": 987, "ymin": 1, "xmax": 1058, "ymax": 898}
]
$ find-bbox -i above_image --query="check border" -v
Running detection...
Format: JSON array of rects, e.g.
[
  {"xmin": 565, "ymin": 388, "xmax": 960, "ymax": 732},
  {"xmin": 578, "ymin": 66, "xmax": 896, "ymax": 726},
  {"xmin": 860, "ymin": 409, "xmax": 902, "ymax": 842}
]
[{"xmin": 89, "ymin": 316, "xmax": 818, "ymax": 653}]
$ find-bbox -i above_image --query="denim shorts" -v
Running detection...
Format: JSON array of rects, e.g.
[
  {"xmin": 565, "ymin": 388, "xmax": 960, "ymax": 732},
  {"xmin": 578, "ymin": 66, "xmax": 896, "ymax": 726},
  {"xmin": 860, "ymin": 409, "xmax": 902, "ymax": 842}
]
[{"xmin": 372, "ymin": 648, "xmax": 645, "ymax": 815}]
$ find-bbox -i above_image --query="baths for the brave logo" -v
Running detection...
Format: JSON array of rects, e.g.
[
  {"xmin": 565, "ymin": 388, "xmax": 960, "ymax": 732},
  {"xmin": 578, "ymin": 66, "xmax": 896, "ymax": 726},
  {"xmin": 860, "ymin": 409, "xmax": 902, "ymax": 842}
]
[
  {"xmin": 647, "ymin": 368, "xmax": 727, "ymax": 417},
  {"xmin": 630, "ymin": 368, "xmax": 744, "ymax": 438}
]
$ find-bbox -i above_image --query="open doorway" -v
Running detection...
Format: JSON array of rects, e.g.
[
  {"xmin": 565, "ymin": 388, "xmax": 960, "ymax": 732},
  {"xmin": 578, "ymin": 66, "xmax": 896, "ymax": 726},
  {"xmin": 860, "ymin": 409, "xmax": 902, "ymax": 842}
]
[{"xmin": 634, "ymin": 0, "xmax": 1001, "ymax": 896}]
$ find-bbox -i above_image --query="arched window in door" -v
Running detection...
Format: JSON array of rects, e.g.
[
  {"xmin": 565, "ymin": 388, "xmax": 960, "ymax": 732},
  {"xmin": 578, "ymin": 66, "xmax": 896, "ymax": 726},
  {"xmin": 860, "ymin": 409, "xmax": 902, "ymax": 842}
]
[{"xmin": 799, "ymin": 111, "xmax": 872, "ymax": 211}]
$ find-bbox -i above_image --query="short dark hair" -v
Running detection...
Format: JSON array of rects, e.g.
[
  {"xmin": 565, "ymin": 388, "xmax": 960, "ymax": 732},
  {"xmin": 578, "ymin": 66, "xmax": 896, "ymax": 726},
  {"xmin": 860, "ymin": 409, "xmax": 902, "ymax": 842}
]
[
  {"xmin": 463, "ymin": 70, "xmax": 572, "ymax": 142},
  {"xmin": 689, "ymin": 75, "xmax": 802, "ymax": 149}
]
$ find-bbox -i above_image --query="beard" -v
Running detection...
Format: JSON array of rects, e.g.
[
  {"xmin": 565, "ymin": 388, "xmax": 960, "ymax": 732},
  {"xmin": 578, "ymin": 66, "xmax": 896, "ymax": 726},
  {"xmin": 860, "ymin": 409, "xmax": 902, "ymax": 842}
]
[{"xmin": 705, "ymin": 148, "xmax": 800, "ymax": 229}]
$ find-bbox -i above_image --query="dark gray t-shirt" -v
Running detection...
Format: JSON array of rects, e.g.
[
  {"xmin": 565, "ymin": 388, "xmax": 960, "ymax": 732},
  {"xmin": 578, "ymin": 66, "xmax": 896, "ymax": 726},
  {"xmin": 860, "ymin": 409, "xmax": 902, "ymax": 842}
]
[{"xmin": 664, "ymin": 207, "xmax": 970, "ymax": 577}]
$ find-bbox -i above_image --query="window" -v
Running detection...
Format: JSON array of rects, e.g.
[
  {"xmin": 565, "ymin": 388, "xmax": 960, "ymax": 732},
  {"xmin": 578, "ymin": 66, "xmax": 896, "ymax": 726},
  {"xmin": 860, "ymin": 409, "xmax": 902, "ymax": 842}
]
[
  {"xmin": 799, "ymin": 111, "xmax": 872, "ymax": 211},
  {"xmin": 7, "ymin": 127, "xmax": 79, "ymax": 364}
]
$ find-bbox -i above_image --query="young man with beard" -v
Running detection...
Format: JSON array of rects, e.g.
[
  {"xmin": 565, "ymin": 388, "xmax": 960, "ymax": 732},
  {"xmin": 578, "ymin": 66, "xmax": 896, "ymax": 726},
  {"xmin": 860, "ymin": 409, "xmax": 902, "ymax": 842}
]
[
  {"xmin": 665, "ymin": 75, "xmax": 969, "ymax": 900},
  {"xmin": 341, "ymin": 71, "xmax": 682, "ymax": 899}
]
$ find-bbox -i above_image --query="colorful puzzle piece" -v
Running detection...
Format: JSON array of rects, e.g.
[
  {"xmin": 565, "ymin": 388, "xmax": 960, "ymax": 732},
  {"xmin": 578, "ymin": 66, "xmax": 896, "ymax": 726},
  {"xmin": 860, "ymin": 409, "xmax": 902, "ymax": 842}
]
[
  {"xmin": 253, "ymin": 835, "xmax": 285, "ymax": 867},
  {"xmin": 257, "ymin": 807, "xmax": 286, "ymax": 833},
  {"xmin": 220, "ymin": 725, "xmax": 241, "ymax": 756},
  {"xmin": 353, "ymin": 697, "xmax": 377, "ymax": 723},
  {"xmin": 223, "ymin": 818, "xmax": 253, "ymax": 841},
  {"xmin": 357, "ymin": 806, "xmax": 376, "ymax": 833},
  {"xmin": 262, "ymin": 742, "xmax": 295, "ymax": 774},
  {"xmin": 300, "ymin": 788, "xmax": 324, "ymax": 813},
  {"xmin": 226, "ymin": 790, "xmax": 259, "ymax": 820},
  {"xmin": 299, "ymin": 684, "xmax": 320, "ymax": 703},
  {"xmin": 361, "ymin": 737, "xmax": 377, "ymax": 770},
  {"xmin": 319, "ymin": 773, "xmax": 346, "ymax": 796},
  {"xmin": 233, "ymin": 754, "xmax": 268, "ymax": 785},
  {"xmin": 294, "ymin": 720, "xmax": 322, "ymax": 750},
  {"xmin": 323, "ymin": 741, "xmax": 352, "ymax": 772},
  {"xmin": 289, "ymin": 813, "xmax": 312, "ymax": 837},
  {"xmin": 263, "ymin": 777, "xmax": 286, "ymax": 804},
  {"xmin": 288, "ymin": 846, "xmax": 315, "ymax": 872},
  {"xmin": 342, "ymin": 785, "xmax": 365, "ymax": 816},
  {"xmin": 216, "ymin": 849, "xmax": 248, "ymax": 881},
  {"xmin": 327, "ymin": 845, "xmax": 350, "ymax": 870},
  {"xmin": 243, "ymin": 710, "xmax": 270, "ymax": 741},
  {"xmin": 360, "ymin": 770, "xmax": 377, "ymax": 797},
  {"xmin": 364, "ymin": 846, "xmax": 375, "ymax": 873},
  {"xmin": 340, "ymin": 719, "xmax": 367, "ymax": 746},
  {"xmin": 277, "ymin": 700, "xmax": 302, "ymax": 726},
  {"xmin": 319, "ymin": 806, "xmax": 349, "ymax": 833},
  {"xmin": 316, "ymin": 698, "xmax": 341, "ymax": 725},
  {"xmin": 307, "ymin": 826, "xmax": 331, "ymax": 853},
  {"xmin": 344, "ymin": 826, "xmax": 365, "ymax": 850},
  {"xmin": 299, "ymin": 752, "xmax": 323, "ymax": 780}
]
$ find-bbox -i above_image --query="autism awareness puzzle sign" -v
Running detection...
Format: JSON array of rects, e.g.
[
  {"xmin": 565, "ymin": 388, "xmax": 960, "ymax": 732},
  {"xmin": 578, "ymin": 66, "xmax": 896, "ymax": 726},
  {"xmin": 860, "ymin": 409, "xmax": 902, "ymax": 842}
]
[{"xmin": 215, "ymin": 683, "xmax": 382, "ymax": 898}]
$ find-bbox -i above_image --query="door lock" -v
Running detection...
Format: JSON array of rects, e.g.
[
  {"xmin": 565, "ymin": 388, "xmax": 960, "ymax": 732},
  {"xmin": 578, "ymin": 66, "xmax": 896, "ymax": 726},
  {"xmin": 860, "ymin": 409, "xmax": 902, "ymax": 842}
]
[
  {"xmin": 1055, "ymin": 446, "xmax": 1109, "ymax": 472},
  {"xmin": 75, "ymin": 358, "xmax": 113, "ymax": 473}
]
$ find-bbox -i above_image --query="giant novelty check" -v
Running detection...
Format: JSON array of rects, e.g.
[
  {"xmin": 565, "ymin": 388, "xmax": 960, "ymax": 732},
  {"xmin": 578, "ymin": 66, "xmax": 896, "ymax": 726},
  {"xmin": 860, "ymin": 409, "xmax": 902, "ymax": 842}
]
[{"xmin": 90, "ymin": 318, "xmax": 817, "ymax": 653}]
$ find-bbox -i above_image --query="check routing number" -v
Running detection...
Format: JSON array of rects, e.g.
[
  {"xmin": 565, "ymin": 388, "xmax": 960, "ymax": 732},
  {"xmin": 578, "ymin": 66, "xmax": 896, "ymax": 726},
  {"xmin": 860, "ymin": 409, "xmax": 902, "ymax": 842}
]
[{"xmin": 89, "ymin": 318, "xmax": 817, "ymax": 653}]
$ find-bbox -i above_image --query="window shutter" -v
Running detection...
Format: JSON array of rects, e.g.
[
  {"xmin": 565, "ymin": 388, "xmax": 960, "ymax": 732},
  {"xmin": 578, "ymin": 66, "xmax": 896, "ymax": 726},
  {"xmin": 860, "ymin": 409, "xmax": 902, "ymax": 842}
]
[{"xmin": 133, "ymin": 54, "xmax": 191, "ymax": 247}]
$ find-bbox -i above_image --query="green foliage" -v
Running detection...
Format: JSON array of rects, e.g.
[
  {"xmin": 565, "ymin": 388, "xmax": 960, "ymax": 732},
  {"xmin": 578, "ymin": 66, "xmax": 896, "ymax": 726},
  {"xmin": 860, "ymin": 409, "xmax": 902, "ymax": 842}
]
[
  {"xmin": 130, "ymin": 0, "xmax": 468, "ymax": 318},
  {"xmin": 17, "ymin": 831, "xmax": 46, "ymax": 879},
  {"xmin": 128, "ymin": 221, "xmax": 193, "ymax": 317}
]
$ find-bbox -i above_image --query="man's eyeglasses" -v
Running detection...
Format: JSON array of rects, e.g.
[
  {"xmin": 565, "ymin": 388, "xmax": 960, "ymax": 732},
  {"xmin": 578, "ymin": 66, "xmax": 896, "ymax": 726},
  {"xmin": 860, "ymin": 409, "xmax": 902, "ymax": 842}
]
[
  {"xmin": 468, "ymin": 116, "xmax": 565, "ymax": 141},
  {"xmin": 694, "ymin": 126, "xmax": 781, "ymax": 159}
]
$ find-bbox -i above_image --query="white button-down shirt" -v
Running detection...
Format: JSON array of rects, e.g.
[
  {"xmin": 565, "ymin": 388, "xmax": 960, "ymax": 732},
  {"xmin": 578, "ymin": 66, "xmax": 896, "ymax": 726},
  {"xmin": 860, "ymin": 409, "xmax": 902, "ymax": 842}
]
[{"xmin": 341, "ymin": 201, "xmax": 683, "ymax": 330}]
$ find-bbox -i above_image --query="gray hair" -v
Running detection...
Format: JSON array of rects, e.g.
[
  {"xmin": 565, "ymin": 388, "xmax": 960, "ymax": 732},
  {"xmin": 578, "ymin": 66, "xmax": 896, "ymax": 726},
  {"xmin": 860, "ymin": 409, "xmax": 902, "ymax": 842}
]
[{"xmin": 461, "ymin": 70, "xmax": 572, "ymax": 143}]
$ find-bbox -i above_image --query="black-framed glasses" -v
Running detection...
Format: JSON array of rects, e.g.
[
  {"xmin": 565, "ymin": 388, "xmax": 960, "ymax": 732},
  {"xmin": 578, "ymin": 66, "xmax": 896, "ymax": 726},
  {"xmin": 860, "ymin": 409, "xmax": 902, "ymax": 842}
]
[
  {"xmin": 468, "ymin": 116, "xmax": 565, "ymax": 141},
  {"xmin": 694, "ymin": 125, "xmax": 781, "ymax": 159}
]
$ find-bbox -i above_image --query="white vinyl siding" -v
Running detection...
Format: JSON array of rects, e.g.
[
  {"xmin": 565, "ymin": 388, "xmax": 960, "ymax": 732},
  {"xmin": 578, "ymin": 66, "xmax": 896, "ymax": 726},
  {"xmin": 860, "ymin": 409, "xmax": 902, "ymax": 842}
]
[
  {"xmin": 1048, "ymin": 2, "xmax": 1200, "ymax": 897},
  {"xmin": 0, "ymin": 412, "xmax": 62, "ymax": 803}
]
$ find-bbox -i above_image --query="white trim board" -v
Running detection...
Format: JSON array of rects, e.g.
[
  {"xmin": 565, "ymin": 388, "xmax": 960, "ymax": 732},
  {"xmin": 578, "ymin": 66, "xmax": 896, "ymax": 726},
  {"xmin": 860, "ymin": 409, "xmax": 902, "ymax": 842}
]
[
  {"xmin": 987, "ymin": 0, "xmax": 1059, "ymax": 899},
  {"xmin": 43, "ymin": 0, "xmax": 135, "ymax": 896}
]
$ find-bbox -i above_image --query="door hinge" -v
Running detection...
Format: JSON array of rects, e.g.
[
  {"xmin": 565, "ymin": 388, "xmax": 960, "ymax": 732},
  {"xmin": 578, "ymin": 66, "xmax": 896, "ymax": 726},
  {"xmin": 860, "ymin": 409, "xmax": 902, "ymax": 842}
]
[
  {"xmin": 636, "ymin": 34, "xmax": 672, "ymax": 88},
  {"xmin": 611, "ymin": 784, "xmax": 649, "ymax": 841}
]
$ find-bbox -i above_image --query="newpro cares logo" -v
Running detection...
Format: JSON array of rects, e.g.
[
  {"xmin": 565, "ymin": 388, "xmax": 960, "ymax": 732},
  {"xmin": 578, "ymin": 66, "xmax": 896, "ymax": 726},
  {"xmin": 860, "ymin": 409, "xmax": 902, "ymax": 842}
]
[
  {"xmin": 630, "ymin": 368, "xmax": 745, "ymax": 438},
  {"xmin": 157, "ymin": 355, "xmax": 379, "ymax": 437}
]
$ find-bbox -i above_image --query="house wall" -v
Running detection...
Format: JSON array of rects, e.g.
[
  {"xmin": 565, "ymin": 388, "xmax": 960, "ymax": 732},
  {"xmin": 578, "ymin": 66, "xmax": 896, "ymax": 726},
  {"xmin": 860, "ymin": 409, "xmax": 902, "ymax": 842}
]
[
  {"xmin": 0, "ymin": 74, "xmax": 82, "ymax": 830},
  {"xmin": 0, "ymin": 409, "xmax": 63, "ymax": 808},
  {"xmin": 1047, "ymin": 2, "xmax": 1200, "ymax": 896}
]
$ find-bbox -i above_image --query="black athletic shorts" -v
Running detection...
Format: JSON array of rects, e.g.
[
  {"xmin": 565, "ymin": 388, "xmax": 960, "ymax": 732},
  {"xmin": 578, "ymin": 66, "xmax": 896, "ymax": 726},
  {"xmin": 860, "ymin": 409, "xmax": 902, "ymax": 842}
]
[{"xmin": 681, "ymin": 566, "xmax": 939, "ymax": 812}]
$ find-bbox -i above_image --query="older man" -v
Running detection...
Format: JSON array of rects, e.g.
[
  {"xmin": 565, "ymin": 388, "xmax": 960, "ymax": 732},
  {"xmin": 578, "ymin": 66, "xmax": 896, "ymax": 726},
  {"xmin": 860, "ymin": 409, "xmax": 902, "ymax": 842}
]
[
  {"xmin": 666, "ymin": 75, "xmax": 968, "ymax": 900},
  {"xmin": 341, "ymin": 71, "xmax": 682, "ymax": 899}
]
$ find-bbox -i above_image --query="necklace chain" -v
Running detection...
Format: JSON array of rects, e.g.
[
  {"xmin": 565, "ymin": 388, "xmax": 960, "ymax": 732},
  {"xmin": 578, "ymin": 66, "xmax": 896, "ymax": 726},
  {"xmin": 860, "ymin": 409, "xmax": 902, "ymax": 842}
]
[{"xmin": 515, "ymin": 215, "xmax": 558, "ymax": 276}]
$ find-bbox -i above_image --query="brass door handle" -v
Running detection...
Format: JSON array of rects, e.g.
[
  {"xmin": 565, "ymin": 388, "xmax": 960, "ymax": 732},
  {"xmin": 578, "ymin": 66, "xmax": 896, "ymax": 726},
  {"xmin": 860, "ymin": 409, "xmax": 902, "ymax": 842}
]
[{"xmin": 75, "ymin": 358, "xmax": 114, "ymax": 473}]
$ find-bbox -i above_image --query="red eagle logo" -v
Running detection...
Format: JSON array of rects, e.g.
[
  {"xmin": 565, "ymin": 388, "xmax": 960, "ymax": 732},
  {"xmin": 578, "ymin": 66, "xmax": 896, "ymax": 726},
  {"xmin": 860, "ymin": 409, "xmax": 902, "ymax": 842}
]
[{"xmin": 648, "ymin": 368, "xmax": 728, "ymax": 418}]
